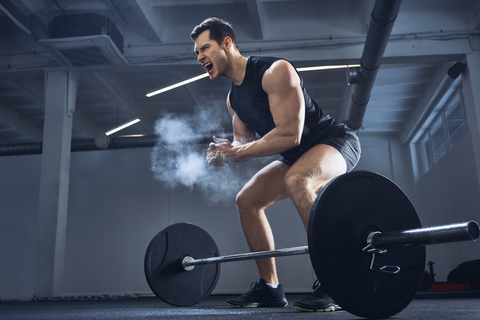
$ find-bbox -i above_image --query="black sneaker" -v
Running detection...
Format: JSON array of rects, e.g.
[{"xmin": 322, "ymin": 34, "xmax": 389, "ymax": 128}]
[
  {"xmin": 226, "ymin": 279, "xmax": 288, "ymax": 308},
  {"xmin": 293, "ymin": 280, "xmax": 342, "ymax": 312}
]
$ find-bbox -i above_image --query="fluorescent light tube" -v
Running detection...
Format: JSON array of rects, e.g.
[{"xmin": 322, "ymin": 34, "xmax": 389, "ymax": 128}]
[
  {"xmin": 105, "ymin": 118, "xmax": 141, "ymax": 136},
  {"xmin": 146, "ymin": 73, "xmax": 209, "ymax": 97},
  {"xmin": 297, "ymin": 64, "xmax": 360, "ymax": 72},
  {"xmin": 145, "ymin": 64, "xmax": 361, "ymax": 98}
]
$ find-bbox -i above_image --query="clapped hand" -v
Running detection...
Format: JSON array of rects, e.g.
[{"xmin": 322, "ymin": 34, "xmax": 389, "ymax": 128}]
[{"xmin": 206, "ymin": 136, "xmax": 234, "ymax": 166}]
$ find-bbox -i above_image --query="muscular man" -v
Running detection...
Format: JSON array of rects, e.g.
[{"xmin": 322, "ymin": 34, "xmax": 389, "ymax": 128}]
[{"xmin": 191, "ymin": 17, "xmax": 361, "ymax": 311}]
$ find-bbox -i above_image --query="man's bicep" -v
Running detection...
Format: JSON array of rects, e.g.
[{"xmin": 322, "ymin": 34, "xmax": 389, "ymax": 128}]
[
  {"xmin": 232, "ymin": 113, "xmax": 255, "ymax": 143},
  {"xmin": 263, "ymin": 61, "xmax": 304, "ymax": 129}
]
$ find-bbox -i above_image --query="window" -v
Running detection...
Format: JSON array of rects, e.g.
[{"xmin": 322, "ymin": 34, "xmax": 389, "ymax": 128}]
[
  {"xmin": 417, "ymin": 134, "xmax": 433, "ymax": 176},
  {"xmin": 445, "ymin": 91, "xmax": 467, "ymax": 148},
  {"xmin": 430, "ymin": 116, "xmax": 447, "ymax": 163},
  {"xmin": 415, "ymin": 86, "xmax": 467, "ymax": 176}
]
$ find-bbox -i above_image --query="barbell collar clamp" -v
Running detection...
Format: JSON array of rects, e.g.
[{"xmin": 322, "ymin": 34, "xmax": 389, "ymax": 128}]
[
  {"xmin": 363, "ymin": 231, "xmax": 387, "ymax": 254},
  {"xmin": 182, "ymin": 256, "xmax": 195, "ymax": 271}
]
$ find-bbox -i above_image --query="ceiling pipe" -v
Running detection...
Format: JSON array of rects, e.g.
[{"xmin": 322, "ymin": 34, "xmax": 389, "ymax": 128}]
[
  {"xmin": 346, "ymin": 0, "xmax": 404, "ymax": 131},
  {"xmin": 0, "ymin": 134, "xmax": 233, "ymax": 157},
  {"xmin": 0, "ymin": 135, "xmax": 157, "ymax": 157}
]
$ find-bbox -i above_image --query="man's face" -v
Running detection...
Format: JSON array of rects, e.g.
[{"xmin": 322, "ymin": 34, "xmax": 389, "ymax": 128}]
[{"xmin": 194, "ymin": 30, "xmax": 228, "ymax": 80}]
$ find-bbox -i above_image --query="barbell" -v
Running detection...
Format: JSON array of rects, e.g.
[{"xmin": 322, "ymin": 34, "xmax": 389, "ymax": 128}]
[{"xmin": 144, "ymin": 171, "xmax": 479, "ymax": 318}]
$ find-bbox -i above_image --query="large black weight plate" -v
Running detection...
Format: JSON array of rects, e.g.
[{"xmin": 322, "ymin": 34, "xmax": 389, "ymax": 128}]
[
  {"xmin": 308, "ymin": 171, "xmax": 425, "ymax": 319},
  {"xmin": 144, "ymin": 223, "xmax": 221, "ymax": 306}
]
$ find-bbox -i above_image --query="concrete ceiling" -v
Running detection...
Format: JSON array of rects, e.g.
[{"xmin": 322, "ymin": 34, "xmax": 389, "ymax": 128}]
[{"xmin": 0, "ymin": 0, "xmax": 479, "ymax": 146}]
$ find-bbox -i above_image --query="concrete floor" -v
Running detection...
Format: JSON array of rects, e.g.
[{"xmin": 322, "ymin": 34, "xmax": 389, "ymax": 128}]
[{"xmin": 1, "ymin": 294, "xmax": 480, "ymax": 320}]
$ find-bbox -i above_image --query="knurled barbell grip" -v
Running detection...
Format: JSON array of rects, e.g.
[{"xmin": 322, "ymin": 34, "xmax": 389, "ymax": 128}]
[{"xmin": 369, "ymin": 220, "xmax": 479, "ymax": 250}]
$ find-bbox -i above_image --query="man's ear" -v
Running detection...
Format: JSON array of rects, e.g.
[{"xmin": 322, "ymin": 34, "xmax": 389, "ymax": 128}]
[{"xmin": 223, "ymin": 36, "xmax": 233, "ymax": 51}]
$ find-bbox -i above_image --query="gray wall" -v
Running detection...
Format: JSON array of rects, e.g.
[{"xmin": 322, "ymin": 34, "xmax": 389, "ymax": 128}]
[
  {"xmin": 0, "ymin": 132, "xmax": 420, "ymax": 300},
  {"xmin": 412, "ymin": 133, "xmax": 480, "ymax": 281},
  {"xmin": 0, "ymin": 155, "xmax": 41, "ymax": 299},
  {"xmin": 1, "ymin": 122, "xmax": 480, "ymax": 300},
  {"xmin": 2, "ymin": 53, "xmax": 480, "ymax": 299}
]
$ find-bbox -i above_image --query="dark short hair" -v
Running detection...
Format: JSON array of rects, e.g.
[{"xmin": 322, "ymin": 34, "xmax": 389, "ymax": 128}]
[{"xmin": 190, "ymin": 17, "xmax": 238, "ymax": 49}]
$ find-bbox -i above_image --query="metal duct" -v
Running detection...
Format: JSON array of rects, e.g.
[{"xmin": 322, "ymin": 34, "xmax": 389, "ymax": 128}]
[
  {"xmin": 0, "ymin": 134, "xmax": 230, "ymax": 157},
  {"xmin": 346, "ymin": 0, "xmax": 404, "ymax": 131},
  {"xmin": 37, "ymin": 13, "xmax": 129, "ymax": 69},
  {"xmin": 0, "ymin": 142, "xmax": 43, "ymax": 156},
  {"xmin": 0, "ymin": 135, "xmax": 158, "ymax": 157}
]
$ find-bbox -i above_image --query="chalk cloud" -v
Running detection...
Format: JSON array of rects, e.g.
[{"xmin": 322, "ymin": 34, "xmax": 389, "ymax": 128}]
[{"xmin": 150, "ymin": 105, "xmax": 272, "ymax": 204}]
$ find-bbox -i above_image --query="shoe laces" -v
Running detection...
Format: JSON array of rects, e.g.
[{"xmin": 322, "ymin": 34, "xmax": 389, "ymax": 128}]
[
  {"xmin": 312, "ymin": 279, "xmax": 320, "ymax": 290},
  {"xmin": 311, "ymin": 280, "xmax": 331, "ymax": 300},
  {"xmin": 248, "ymin": 280, "xmax": 264, "ymax": 293}
]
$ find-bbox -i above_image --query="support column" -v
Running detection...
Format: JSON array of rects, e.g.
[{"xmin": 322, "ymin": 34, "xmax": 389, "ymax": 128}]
[
  {"xmin": 34, "ymin": 70, "xmax": 79, "ymax": 298},
  {"xmin": 463, "ymin": 50, "xmax": 480, "ymax": 190}
]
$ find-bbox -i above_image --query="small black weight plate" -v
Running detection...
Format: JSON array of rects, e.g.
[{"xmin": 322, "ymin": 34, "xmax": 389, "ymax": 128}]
[
  {"xmin": 308, "ymin": 171, "xmax": 425, "ymax": 319},
  {"xmin": 144, "ymin": 223, "xmax": 221, "ymax": 306}
]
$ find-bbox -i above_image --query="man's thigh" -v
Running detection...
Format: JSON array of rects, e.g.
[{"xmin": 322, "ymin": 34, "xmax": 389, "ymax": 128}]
[
  {"xmin": 287, "ymin": 144, "xmax": 347, "ymax": 193},
  {"xmin": 238, "ymin": 160, "xmax": 291, "ymax": 209}
]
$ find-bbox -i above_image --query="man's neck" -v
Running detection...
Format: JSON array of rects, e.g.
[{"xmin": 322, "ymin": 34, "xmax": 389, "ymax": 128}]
[{"xmin": 226, "ymin": 53, "xmax": 248, "ymax": 86}]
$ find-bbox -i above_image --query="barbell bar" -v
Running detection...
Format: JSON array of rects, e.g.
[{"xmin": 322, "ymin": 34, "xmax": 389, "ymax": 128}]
[
  {"xmin": 367, "ymin": 220, "xmax": 479, "ymax": 250},
  {"xmin": 144, "ymin": 171, "xmax": 479, "ymax": 318},
  {"xmin": 182, "ymin": 246, "xmax": 309, "ymax": 270},
  {"xmin": 181, "ymin": 221, "xmax": 479, "ymax": 271}
]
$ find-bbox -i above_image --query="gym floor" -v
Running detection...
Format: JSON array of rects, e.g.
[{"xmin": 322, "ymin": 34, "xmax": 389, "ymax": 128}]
[{"xmin": 1, "ymin": 294, "xmax": 479, "ymax": 320}]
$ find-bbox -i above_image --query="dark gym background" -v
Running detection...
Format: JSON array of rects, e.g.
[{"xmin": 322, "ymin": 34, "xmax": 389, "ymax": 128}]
[{"xmin": 0, "ymin": 1, "xmax": 479, "ymax": 318}]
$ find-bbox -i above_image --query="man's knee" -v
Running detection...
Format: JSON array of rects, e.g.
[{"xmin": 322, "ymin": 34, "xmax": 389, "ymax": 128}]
[
  {"xmin": 236, "ymin": 187, "xmax": 258, "ymax": 213},
  {"xmin": 235, "ymin": 188, "xmax": 248, "ymax": 210},
  {"xmin": 236, "ymin": 184, "xmax": 275, "ymax": 214},
  {"xmin": 284, "ymin": 171, "xmax": 308, "ymax": 196}
]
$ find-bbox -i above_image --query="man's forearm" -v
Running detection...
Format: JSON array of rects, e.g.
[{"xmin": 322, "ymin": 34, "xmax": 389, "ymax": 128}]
[{"xmin": 233, "ymin": 127, "xmax": 300, "ymax": 161}]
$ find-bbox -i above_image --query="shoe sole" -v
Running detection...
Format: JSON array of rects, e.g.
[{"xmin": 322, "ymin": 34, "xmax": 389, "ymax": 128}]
[
  {"xmin": 293, "ymin": 304, "xmax": 341, "ymax": 312},
  {"xmin": 226, "ymin": 299, "xmax": 288, "ymax": 308}
]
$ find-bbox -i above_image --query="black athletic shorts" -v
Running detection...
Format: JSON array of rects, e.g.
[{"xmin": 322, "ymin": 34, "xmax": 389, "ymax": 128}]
[{"xmin": 278, "ymin": 124, "xmax": 361, "ymax": 172}]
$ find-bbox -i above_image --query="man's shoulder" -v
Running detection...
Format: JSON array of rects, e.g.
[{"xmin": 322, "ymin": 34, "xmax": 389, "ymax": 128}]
[
  {"xmin": 251, "ymin": 57, "xmax": 294, "ymax": 73},
  {"xmin": 263, "ymin": 59, "xmax": 296, "ymax": 79},
  {"xmin": 250, "ymin": 56, "xmax": 281, "ymax": 66},
  {"xmin": 250, "ymin": 56, "xmax": 287, "ymax": 79}
]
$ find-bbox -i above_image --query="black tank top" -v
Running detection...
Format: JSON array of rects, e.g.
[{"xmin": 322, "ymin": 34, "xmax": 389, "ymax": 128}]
[{"xmin": 229, "ymin": 56, "xmax": 339, "ymax": 160}]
